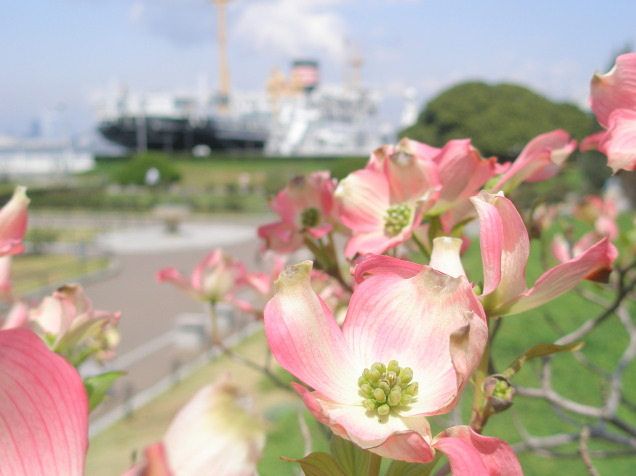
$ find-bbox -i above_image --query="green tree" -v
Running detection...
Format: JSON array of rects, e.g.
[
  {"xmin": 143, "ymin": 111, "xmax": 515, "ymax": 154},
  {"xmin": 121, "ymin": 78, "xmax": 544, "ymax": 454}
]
[{"xmin": 399, "ymin": 81, "xmax": 598, "ymax": 163}]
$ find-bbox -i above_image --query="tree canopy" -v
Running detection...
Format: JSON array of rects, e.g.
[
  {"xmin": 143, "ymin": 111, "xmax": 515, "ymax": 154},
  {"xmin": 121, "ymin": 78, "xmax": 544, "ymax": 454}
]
[{"xmin": 399, "ymin": 81, "xmax": 598, "ymax": 162}]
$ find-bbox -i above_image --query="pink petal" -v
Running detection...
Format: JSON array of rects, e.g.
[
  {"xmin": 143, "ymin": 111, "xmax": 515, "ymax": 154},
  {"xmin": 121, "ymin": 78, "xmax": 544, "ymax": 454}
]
[
  {"xmin": 434, "ymin": 426, "xmax": 523, "ymax": 476},
  {"xmin": 0, "ymin": 186, "xmax": 29, "ymax": 256},
  {"xmin": 119, "ymin": 443, "xmax": 173, "ymax": 476},
  {"xmin": 597, "ymin": 108, "xmax": 636, "ymax": 173},
  {"xmin": 0, "ymin": 328, "xmax": 88, "ymax": 475},
  {"xmin": 471, "ymin": 192, "xmax": 529, "ymax": 304},
  {"xmin": 344, "ymin": 229, "xmax": 409, "ymax": 258},
  {"xmin": 500, "ymin": 237, "xmax": 617, "ymax": 316},
  {"xmin": 493, "ymin": 130, "xmax": 576, "ymax": 191},
  {"xmin": 0, "ymin": 256, "xmax": 12, "ymax": 301},
  {"xmin": 590, "ymin": 53, "xmax": 636, "ymax": 127},
  {"xmin": 257, "ymin": 221, "xmax": 305, "ymax": 253},
  {"xmin": 156, "ymin": 267, "xmax": 200, "ymax": 300},
  {"xmin": 428, "ymin": 139, "xmax": 498, "ymax": 215},
  {"xmin": 580, "ymin": 131, "xmax": 604, "ymax": 152},
  {"xmin": 336, "ymin": 169, "xmax": 389, "ymax": 232},
  {"xmin": 264, "ymin": 262, "xmax": 358, "ymax": 403},
  {"xmin": 1, "ymin": 301, "xmax": 29, "ymax": 329},
  {"xmin": 353, "ymin": 254, "xmax": 423, "ymax": 284},
  {"xmin": 343, "ymin": 267, "xmax": 487, "ymax": 415},
  {"xmin": 294, "ymin": 384, "xmax": 437, "ymax": 464},
  {"xmin": 383, "ymin": 140, "xmax": 441, "ymax": 204}
]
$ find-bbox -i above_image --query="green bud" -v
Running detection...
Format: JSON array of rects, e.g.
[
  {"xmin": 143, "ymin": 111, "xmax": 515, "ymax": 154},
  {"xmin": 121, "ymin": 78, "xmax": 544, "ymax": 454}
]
[
  {"xmin": 360, "ymin": 384, "xmax": 374, "ymax": 398},
  {"xmin": 400, "ymin": 393, "xmax": 413, "ymax": 406},
  {"xmin": 398, "ymin": 368, "xmax": 413, "ymax": 386},
  {"xmin": 368, "ymin": 367, "xmax": 382, "ymax": 384},
  {"xmin": 363, "ymin": 399, "xmax": 377, "ymax": 412},
  {"xmin": 372, "ymin": 362, "xmax": 386, "ymax": 374},
  {"xmin": 388, "ymin": 360, "xmax": 400, "ymax": 373},
  {"xmin": 405, "ymin": 382, "xmax": 419, "ymax": 396},
  {"xmin": 388, "ymin": 388, "xmax": 402, "ymax": 406},
  {"xmin": 373, "ymin": 388, "xmax": 387, "ymax": 403},
  {"xmin": 358, "ymin": 360, "xmax": 419, "ymax": 420}
]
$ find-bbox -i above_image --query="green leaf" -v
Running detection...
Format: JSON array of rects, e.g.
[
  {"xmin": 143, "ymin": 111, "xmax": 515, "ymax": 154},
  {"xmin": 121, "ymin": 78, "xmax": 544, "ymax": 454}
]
[
  {"xmin": 83, "ymin": 371, "xmax": 126, "ymax": 412},
  {"xmin": 385, "ymin": 455, "xmax": 441, "ymax": 476},
  {"xmin": 502, "ymin": 342, "xmax": 584, "ymax": 380},
  {"xmin": 330, "ymin": 435, "xmax": 371, "ymax": 476},
  {"xmin": 281, "ymin": 452, "xmax": 348, "ymax": 476}
]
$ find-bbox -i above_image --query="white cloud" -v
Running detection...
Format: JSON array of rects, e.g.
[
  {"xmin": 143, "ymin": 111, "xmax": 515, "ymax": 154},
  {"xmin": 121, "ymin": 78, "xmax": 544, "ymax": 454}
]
[
  {"xmin": 128, "ymin": 0, "xmax": 216, "ymax": 47},
  {"xmin": 233, "ymin": 0, "xmax": 348, "ymax": 60}
]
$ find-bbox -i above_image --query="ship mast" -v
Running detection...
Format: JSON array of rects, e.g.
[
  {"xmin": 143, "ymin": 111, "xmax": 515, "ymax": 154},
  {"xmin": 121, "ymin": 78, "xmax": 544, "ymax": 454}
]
[
  {"xmin": 348, "ymin": 42, "xmax": 363, "ymax": 90},
  {"xmin": 210, "ymin": 0, "xmax": 231, "ymax": 114}
]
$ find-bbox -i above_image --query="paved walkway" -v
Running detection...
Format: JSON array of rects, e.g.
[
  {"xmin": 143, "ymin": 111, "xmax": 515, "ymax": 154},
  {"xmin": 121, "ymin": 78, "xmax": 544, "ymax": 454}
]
[{"xmin": 76, "ymin": 215, "xmax": 274, "ymax": 432}]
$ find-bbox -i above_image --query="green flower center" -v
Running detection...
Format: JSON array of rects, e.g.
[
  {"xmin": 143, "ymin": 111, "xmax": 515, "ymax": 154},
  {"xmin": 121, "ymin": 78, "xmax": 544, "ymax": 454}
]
[
  {"xmin": 358, "ymin": 360, "xmax": 419, "ymax": 418},
  {"xmin": 384, "ymin": 204, "xmax": 413, "ymax": 236},
  {"xmin": 301, "ymin": 207, "xmax": 321, "ymax": 228}
]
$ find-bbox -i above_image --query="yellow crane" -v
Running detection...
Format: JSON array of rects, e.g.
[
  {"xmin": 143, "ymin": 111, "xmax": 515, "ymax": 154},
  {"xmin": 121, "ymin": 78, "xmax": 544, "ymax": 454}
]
[{"xmin": 209, "ymin": 0, "xmax": 231, "ymax": 114}]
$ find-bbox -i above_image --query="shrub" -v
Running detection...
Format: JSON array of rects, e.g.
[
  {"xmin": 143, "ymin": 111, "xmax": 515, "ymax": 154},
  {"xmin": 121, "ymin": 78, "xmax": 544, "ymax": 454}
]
[{"xmin": 112, "ymin": 153, "xmax": 182, "ymax": 186}]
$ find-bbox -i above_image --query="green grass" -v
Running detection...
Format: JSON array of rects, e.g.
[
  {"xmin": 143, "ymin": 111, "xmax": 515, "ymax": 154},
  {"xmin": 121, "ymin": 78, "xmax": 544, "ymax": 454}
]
[{"xmin": 11, "ymin": 254, "xmax": 111, "ymax": 295}]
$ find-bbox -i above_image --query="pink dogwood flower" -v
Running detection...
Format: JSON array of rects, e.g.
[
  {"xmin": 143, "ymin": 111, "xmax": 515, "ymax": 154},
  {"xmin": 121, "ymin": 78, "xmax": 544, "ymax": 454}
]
[
  {"xmin": 336, "ymin": 141, "xmax": 442, "ymax": 257},
  {"xmin": 492, "ymin": 130, "xmax": 577, "ymax": 193},
  {"xmin": 584, "ymin": 53, "xmax": 636, "ymax": 172},
  {"xmin": 425, "ymin": 139, "xmax": 499, "ymax": 216},
  {"xmin": 28, "ymin": 284, "xmax": 121, "ymax": 364},
  {"xmin": 264, "ymin": 260, "xmax": 490, "ymax": 463},
  {"xmin": 0, "ymin": 328, "xmax": 89, "ymax": 475},
  {"xmin": 471, "ymin": 191, "xmax": 618, "ymax": 317},
  {"xmin": 156, "ymin": 249, "xmax": 248, "ymax": 304},
  {"xmin": 258, "ymin": 172, "xmax": 339, "ymax": 253},
  {"xmin": 0, "ymin": 186, "xmax": 29, "ymax": 256},
  {"xmin": 122, "ymin": 375, "xmax": 265, "ymax": 476}
]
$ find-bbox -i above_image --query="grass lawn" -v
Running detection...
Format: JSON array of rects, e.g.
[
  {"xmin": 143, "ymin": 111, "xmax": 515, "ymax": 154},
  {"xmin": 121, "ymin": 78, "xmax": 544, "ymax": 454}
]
[{"xmin": 11, "ymin": 253, "xmax": 112, "ymax": 296}]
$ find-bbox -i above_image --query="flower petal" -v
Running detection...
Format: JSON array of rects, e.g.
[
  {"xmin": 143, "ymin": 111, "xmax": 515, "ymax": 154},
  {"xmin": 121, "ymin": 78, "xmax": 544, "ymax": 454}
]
[
  {"xmin": 433, "ymin": 426, "xmax": 523, "ymax": 476},
  {"xmin": 499, "ymin": 237, "xmax": 617, "ymax": 316},
  {"xmin": 430, "ymin": 237, "xmax": 467, "ymax": 279},
  {"xmin": 0, "ymin": 328, "xmax": 88, "ymax": 476},
  {"xmin": 353, "ymin": 254, "xmax": 423, "ymax": 284},
  {"xmin": 590, "ymin": 53, "xmax": 636, "ymax": 127},
  {"xmin": 597, "ymin": 108, "xmax": 636, "ymax": 173},
  {"xmin": 162, "ymin": 376, "xmax": 265, "ymax": 476},
  {"xmin": 336, "ymin": 169, "xmax": 389, "ymax": 232},
  {"xmin": 264, "ymin": 261, "xmax": 358, "ymax": 402},
  {"xmin": 471, "ymin": 192, "xmax": 529, "ymax": 305},
  {"xmin": 343, "ymin": 266, "xmax": 487, "ymax": 415},
  {"xmin": 294, "ymin": 384, "xmax": 437, "ymax": 464},
  {"xmin": 492, "ymin": 130, "xmax": 576, "ymax": 192},
  {"xmin": 0, "ymin": 186, "xmax": 29, "ymax": 256}
]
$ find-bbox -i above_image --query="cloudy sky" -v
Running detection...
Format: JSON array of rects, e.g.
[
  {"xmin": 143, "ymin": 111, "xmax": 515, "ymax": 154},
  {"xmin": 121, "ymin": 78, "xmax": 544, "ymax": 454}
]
[{"xmin": 2, "ymin": 0, "xmax": 635, "ymax": 137}]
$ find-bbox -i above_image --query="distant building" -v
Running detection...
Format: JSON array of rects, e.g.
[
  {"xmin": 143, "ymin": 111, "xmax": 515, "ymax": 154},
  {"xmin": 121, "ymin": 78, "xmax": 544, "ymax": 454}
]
[{"xmin": 0, "ymin": 135, "xmax": 94, "ymax": 179}]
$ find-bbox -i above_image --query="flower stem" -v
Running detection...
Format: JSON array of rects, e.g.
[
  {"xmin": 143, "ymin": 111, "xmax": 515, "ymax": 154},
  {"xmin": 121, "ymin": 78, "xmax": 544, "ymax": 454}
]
[
  {"xmin": 470, "ymin": 332, "xmax": 491, "ymax": 433},
  {"xmin": 410, "ymin": 231, "xmax": 430, "ymax": 260},
  {"xmin": 367, "ymin": 452, "xmax": 382, "ymax": 476},
  {"xmin": 208, "ymin": 301, "xmax": 221, "ymax": 346}
]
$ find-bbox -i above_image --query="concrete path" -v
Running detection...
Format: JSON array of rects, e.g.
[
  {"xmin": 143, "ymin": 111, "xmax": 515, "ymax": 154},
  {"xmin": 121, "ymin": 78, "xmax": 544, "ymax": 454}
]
[{"xmin": 73, "ymin": 215, "xmax": 274, "ymax": 433}]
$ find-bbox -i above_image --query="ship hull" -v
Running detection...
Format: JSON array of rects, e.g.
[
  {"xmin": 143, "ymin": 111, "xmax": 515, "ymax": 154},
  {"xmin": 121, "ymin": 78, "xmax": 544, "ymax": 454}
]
[{"xmin": 98, "ymin": 116, "xmax": 267, "ymax": 153}]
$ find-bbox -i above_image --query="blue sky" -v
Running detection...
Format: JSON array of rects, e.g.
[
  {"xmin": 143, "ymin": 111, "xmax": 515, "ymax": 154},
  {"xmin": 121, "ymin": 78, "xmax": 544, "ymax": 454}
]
[{"xmin": 2, "ymin": 0, "xmax": 635, "ymax": 137}]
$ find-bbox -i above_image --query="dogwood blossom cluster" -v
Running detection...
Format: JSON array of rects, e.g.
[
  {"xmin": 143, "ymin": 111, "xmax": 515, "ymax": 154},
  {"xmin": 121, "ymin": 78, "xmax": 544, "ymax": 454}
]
[{"xmin": 0, "ymin": 53, "xmax": 635, "ymax": 476}]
